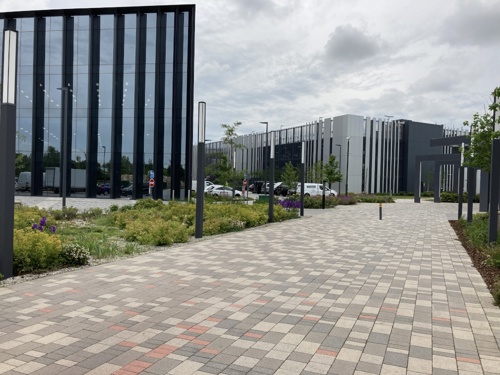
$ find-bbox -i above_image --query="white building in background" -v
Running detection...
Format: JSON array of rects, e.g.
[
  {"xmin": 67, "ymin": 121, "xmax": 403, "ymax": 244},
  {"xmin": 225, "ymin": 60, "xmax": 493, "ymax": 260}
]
[{"xmin": 194, "ymin": 114, "xmax": 468, "ymax": 195}]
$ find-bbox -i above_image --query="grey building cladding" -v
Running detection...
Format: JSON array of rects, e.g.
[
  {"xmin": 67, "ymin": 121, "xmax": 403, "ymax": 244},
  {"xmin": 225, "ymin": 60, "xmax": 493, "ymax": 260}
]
[
  {"xmin": 197, "ymin": 114, "xmax": 468, "ymax": 195},
  {"xmin": 0, "ymin": 5, "xmax": 195, "ymax": 200}
]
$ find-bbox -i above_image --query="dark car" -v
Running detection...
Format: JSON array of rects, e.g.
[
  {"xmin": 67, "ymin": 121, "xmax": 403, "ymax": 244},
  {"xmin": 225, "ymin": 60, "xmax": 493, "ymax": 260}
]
[
  {"xmin": 275, "ymin": 184, "xmax": 289, "ymax": 196},
  {"xmin": 253, "ymin": 181, "xmax": 265, "ymax": 194},
  {"xmin": 96, "ymin": 183, "xmax": 110, "ymax": 195},
  {"xmin": 121, "ymin": 183, "xmax": 150, "ymax": 196}
]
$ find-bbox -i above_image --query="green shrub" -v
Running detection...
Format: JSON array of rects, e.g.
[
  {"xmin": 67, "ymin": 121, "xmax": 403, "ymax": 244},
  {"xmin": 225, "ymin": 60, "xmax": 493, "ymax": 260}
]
[
  {"xmin": 421, "ymin": 191, "xmax": 434, "ymax": 197},
  {"xmin": 492, "ymin": 280, "xmax": 500, "ymax": 306},
  {"xmin": 124, "ymin": 219, "xmax": 190, "ymax": 245},
  {"xmin": 273, "ymin": 204, "xmax": 300, "ymax": 222},
  {"xmin": 303, "ymin": 195, "xmax": 339, "ymax": 209},
  {"xmin": 13, "ymin": 229, "xmax": 62, "ymax": 274},
  {"xmin": 133, "ymin": 198, "xmax": 165, "ymax": 210},
  {"xmin": 461, "ymin": 214, "xmax": 491, "ymax": 248},
  {"xmin": 337, "ymin": 195, "xmax": 358, "ymax": 205},
  {"xmin": 203, "ymin": 217, "xmax": 245, "ymax": 235},
  {"xmin": 484, "ymin": 248, "xmax": 500, "ymax": 268},
  {"xmin": 60, "ymin": 244, "xmax": 91, "ymax": 266},
  {"xmin": 440, "ymin": 191, "xmax": 480, "ymax": 203},
  {"xmin": 80, "ymin": 207, "xmax": 103, "ymax": 221},
  {"xmin": 14, "ymin": 205, "xmax": 50, "ymax": 229},
  {"xmin": 355, "ymin": 194, "xmax": 394, "ymax": 203},
  {"xmin": 109, "ymin": 204, "xmax": 119, "ymax": 212},
  {"xmin": 51, "ymin": 207, "xmax": 79, "ymax": 220}
]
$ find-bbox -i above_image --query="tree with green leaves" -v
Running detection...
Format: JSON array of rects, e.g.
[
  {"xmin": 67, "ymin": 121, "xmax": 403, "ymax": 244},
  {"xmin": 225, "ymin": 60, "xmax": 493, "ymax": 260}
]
[
  {"xmin": 323, "ymin": 155, "xmax": 343, "ymax": 190},
  {"xmin": 307, "ymin": 161, "xmax": 324, "ymax": 182},
  {"xmin": 43, "ymin": 146, "xmax": 60, "ymax": 168},
  {"xmin": 281, "ymin": 161, "xmax": 299, "ymax": 192},
  {"xmin": 205, "ymin": 154, "xmax": 245, "ymax": 187},
  {"xmin": 219, "ymin": 121, "xmax": 246, "ymax": 194},
  {"xmin": 463, "ymin": 87, "xmax": 500, "ymax": 172},
  {"xmin": 221, "ymin": 121, "xmax": 244, "ymax": 169}
]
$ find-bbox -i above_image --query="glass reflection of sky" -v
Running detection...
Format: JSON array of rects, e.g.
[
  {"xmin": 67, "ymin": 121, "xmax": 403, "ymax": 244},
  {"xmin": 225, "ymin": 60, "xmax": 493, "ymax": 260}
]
[{"xmin": 9, "ymin": 10, "xmax": 190, "ymax": 182}]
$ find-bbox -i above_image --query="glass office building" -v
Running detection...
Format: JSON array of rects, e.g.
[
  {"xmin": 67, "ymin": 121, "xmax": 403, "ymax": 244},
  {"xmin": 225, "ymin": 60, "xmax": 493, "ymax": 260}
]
[{"xmin": 0, "ymin": 5, "xmax": 195, "ymax": 200}]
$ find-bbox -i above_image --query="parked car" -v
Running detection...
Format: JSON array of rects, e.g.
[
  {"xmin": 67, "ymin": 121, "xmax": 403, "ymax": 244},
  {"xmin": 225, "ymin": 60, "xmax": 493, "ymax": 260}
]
[
  {"xmin": 204, "ymin": 184, "xmax": 222, "ymax": 194},
  {"xmin": 261, "ymin": 182, "xmax": 283, "ymax": 194},
  {"xmin": 289, "ymin": 183, "xmax": 337, "ymax": 197},
  {"xmin": 121, "ymin": 183, "xmax": 150, "ymax": 196},
  {"xmin": 210, "ymin": 186, "xmax": 243, "ymax": 197},
  {"xmin": 252, "ymin": 181, "xmax": 265, "ymax": 194},
  {"xmin": 274, "ymin": 183, "xmax": 289, "ymax": 196},
  {"xmin": 192, "ymin": 180, "xmax": 215, "ymax": 194},
  {"xmin": 97, "ymin": 183, "xmax": 110, "ymax": 195}
]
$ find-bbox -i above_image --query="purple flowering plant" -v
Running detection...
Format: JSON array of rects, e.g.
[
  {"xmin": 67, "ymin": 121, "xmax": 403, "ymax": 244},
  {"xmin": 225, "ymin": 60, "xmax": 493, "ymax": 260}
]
[
  {"xmin": 276, "ymin": 198, "xmax": 301, "ymax": 210},
  {"xmin": 32, "ymin": 217, "xmax": 56, "ymax": 233}
]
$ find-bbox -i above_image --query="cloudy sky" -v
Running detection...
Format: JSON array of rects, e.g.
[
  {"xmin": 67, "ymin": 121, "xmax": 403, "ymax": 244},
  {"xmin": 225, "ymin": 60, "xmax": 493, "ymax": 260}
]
[{"xmin": 1, "ymin": 0, "xmax": 499, "ymax": 141}]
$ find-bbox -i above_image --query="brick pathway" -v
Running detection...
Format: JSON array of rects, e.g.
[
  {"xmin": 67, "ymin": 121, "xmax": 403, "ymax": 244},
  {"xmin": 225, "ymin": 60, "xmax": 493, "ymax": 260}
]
[{"xmin": 1, "ymin": 199, "xmax": 499, "ymax": 374}]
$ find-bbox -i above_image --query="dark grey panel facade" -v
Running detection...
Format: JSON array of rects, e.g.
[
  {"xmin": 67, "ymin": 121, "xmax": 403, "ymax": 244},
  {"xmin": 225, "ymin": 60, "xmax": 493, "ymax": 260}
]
[{"xmin": 402, "ymin": 121, "xmax": 444, "ymax": 193}]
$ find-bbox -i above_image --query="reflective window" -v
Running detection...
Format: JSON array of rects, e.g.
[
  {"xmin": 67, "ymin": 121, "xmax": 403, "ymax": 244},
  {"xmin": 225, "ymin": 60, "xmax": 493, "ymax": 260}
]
[
  {"xmin": 72, "ymin": 68, "xmax": 89, "ymax": 162},
  {"xmin": 98, "ymin": 14, "xmax": 114, "ymax": 183},
  {"xmin": 6, "ymin": 6, "xmax": 194, "ymax": 199},
  {"xmin": 43, "ymin": 17, "xmax": 63, "ymax": 170}
]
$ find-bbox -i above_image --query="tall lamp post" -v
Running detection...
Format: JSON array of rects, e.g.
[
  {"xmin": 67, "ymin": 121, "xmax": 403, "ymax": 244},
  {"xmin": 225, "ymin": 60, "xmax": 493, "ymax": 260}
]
[
  {"xmin": 336, "ymin": 144, "xmax": 342, "ymax": 194},
  {"xmin": 488, "ymin": 94, "xmax": 499, "ymax": 242},
  {"xmin": 195, "ymin": 102, "xmax": 206, "ymax": 238},
  {"xmin": 0, "ymin": 29, "xmax": 18, "ymax": 279},
  {"xmin": 260, "ymin": 122, "xmax": 268, "ymax": 194},
  {"xmin": 345, "ymin": 137, "xmax": 351, "ymax": 196},
  {"xmin": 101, "ymin": 145, "xmax": 106, "ymax": 183},
  {"xmin": 269, "ymin": 131, "xmax": 275, "ymax": 222},
  {"xmin": 300, "ymin": 141, "xmax": 305, "ymax": 217}
]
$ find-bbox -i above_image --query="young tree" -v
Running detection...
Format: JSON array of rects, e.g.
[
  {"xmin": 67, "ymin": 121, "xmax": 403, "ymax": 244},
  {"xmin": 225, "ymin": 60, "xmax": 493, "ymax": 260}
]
[
  {"xmin": 281, "ymin": 161, "xmax": 299, "ymax": 192},
  {"xmin": 220, "ymin": 121, "xmax": 245, "ymax": 194},
  {"xmin": 307, "ymin": 161, "xmax": 324, "ymax": 182},
  {"xmin": 221, "ymin": 121, "xmax": 243, "ymax": 169},
  {"xmin": 323, "ymin": 155, "xmax": 343, "ymax": 190},
  {"xmin": 463, "ymin": 87, "xmax": 500, "ymax": 172}
]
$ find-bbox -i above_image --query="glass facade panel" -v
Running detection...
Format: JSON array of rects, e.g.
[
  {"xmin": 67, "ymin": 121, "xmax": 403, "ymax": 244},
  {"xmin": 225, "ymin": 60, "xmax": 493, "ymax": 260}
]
[
  {"xmin": 72, "ymin": 23, "xmax": 89, "ymax": 170},
  {"xmin": 2, "ymin": 5, "xmax": 194, "ymax": 199},
  {"xmin": 16, "ymin": 17, "xmax": 34, "ymax": 168}
]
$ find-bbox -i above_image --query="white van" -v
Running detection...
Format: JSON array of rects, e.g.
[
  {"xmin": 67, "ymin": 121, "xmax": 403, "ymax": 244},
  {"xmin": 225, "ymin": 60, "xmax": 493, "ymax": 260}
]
[
  {"xmin": 16, "ymin": 172, "xmax": 31, "ymax": 191},
  {"xmin": 296, "ymin": 183, "xmax": 337, "ymax": 197}
]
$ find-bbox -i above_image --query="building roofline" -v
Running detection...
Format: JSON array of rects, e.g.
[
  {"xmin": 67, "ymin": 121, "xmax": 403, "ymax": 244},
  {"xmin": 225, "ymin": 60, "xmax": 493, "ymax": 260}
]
[{"xmin": 0, "ymin": 4, "xmax": 195, "ymax": 19}]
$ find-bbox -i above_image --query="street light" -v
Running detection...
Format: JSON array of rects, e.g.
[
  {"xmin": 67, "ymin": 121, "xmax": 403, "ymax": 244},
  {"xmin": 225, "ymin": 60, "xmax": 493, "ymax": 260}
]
[
  {"xmin": 101, "ymin": 145, "xmax": 106, "ymax": 183},
  {"xmin": 260, "ymin": 122, "xmax": 268, "ymax": 194},
  {"xmin": 345, "ymin": 137, "xmax": 351, "ymax": 195},
  {"xmin": 0, "ymin": 29, "xmax": 18, "ymax": 279},
  {"xmin": 195, "ymin": 102, "xmax": 206, "ymax": 238},
  {"xmin": 335, "ymin": 144, "xmax": 341, "ymax": 194},
  {"xmin": 269, "ymin": 131, "xmax": 275, "ymax": 223}
]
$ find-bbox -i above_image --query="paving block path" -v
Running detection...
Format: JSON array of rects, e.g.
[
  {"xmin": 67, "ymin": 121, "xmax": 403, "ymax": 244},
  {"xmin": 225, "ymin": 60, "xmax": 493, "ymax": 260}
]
[{"xmin": 1, "ymin": 199, "xmax": 500, "ymax": 374}]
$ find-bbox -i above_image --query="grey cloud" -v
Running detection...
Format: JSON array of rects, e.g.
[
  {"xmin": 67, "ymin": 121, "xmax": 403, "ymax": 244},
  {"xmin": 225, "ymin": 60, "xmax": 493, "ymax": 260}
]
[
  {"xmin": 409, "ymin": 67, "xmax": 462, "ymax": 94},
  {"xmin": 231, "ymin": 0, "xmax": 300, "ymax": 19},
  {"xmin": 439, "ymin": 0, "xmax": 500, "ymax": 46},
  {"xmin": 323, "ymin": 24, "xmax": 383, "ymax": 64}
]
